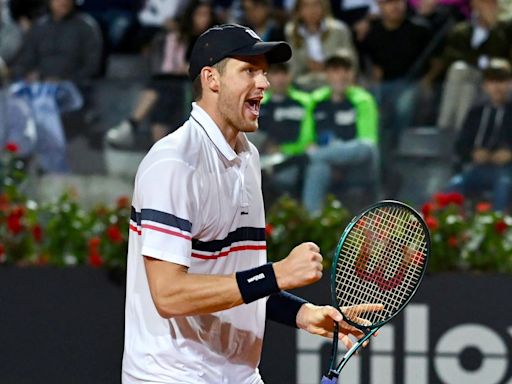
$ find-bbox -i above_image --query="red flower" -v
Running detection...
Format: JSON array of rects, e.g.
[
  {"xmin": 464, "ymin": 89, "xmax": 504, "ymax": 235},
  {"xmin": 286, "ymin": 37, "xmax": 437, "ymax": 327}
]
[
  {"xmin": 434, "ymin": 193, "xmax": 451, "ymax": 208},
  {"xmin": 32, "ymin": 224, "xmax": 43, "ymax": 242},
  {"xmin": 117, "ymin": 195, "xmax": 130, "ymax": 209},
  {"xmin": 106, "ymin": 225, "xmax": 123, "ymax": 244},
  {"xmin": 448, "ymin": 192, "xmax": 464, "ymax": 206},
  {"xmin": 447, "ymin": 235, "xmax": 458, "ymax": 248},
  {"xmin": 87, "ymin": 236, "xmax": 103, "ymax": 267},
  {"xmin": 425, "ymin": 216, "xmax": 439, "ymax": 231},
  {"xmin": 7, "ymin": 214, "xmax": 23, "ymax": 234},
  {"xmin": 421, "ymin": 202, "xmax": 434, "ymax": 217},
  {"xmin": 265, "ymin": 224, "xmax": 273, "ymax": 237},
  {"xmin": 88, "ymin": 236, "xmax": 101, "ymax": 250},
  {"xmin": 475, "ymin": 202, "xmax": 492, "ymax": 214},
  {"xmin": 89, "ymin": 253, "xmax": 104, "ymax": 267},
  {"xmin": 434, "ymin": 192, "xmax": 464, "ymax": 208},
  {"xmin": 495, "ymin": 220, "xmax": 508, "ymax": 235},
  {"xmin": 5, "ymin": 142, "xmax": 18, "ymax": 153},
  {"xmin": 10, "ymin": 205, "xmax": 25, "ymax": 217}
]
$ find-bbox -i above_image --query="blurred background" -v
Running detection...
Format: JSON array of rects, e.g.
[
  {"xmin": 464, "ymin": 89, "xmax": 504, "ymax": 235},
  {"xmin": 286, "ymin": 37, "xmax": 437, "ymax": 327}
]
[{"xmin": 0, "ymin": 0, "xmax": 512, "ymax": 383}]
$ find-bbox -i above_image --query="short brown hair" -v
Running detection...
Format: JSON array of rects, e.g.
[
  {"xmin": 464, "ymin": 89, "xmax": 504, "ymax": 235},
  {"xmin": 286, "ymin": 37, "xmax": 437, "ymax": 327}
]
[{"xmin": 192, "ymin": 58, "xmax": 229, "ymax": 101}]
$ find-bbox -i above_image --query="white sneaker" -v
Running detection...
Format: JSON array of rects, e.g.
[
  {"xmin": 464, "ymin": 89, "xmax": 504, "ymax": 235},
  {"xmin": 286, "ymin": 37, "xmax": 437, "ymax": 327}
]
[{"xmin": 106, "ymin": 120, "xmax": 134, "ymax": 148}]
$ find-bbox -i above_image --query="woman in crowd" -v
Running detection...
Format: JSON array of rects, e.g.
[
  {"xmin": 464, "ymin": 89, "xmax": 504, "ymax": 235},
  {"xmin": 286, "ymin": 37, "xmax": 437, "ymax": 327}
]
[
  {"xmin": 284, "ymin": 0, "xmax": 357, "ymax": 89},
  {"xmin": 106, "ymin": 0, "xmax": 217, "ymax": 147}
]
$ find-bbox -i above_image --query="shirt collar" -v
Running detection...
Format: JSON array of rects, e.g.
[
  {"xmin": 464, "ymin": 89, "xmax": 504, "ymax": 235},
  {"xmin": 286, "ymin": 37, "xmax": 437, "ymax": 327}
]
[{"xmin": 190, "ymin": 102, "xmax": 251, "ymax": 162}]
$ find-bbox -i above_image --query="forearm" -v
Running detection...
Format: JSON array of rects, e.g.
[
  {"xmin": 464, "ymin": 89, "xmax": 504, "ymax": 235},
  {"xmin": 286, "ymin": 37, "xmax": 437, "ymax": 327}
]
[
  {"xmin": 145, "ymin": 257, "xmax": 281, "ymax": 318},
  {"xmin": 153, "ymin": 271, "xmax": 243, "ymax": 317}
]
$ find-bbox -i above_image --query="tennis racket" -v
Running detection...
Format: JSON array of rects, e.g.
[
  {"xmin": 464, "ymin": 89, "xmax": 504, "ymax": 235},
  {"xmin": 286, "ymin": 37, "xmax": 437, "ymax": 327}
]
[{"xmin": 321, "ymin": 200, "xmax": 430, "ymax": 383}]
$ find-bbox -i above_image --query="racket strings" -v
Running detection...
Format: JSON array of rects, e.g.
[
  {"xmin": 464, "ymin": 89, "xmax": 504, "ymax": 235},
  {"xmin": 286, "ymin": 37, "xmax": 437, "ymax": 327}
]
[
  {"xmin": 343, "ymin": 208, "xmax": 425, "ymax": 322},
  {"xmin": 335, "ymin": 206, "xmax": 427, "ymax": 325}
]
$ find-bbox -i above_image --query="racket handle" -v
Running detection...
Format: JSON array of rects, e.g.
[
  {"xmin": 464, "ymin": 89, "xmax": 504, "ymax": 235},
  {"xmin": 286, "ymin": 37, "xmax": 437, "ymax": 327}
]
[{"xmin": 320, "ymin": 375, "xmax": 338, "ymax": 384}]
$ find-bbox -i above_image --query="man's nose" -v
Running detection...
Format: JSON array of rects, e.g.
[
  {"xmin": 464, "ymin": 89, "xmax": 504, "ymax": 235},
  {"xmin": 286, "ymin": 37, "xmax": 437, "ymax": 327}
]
[{"xmin": 256, "ymin": 73, "xmax": 270, "ymax": 90}]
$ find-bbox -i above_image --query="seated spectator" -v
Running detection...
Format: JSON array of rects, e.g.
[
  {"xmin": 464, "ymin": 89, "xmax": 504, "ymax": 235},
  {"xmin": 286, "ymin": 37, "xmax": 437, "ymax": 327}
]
[
  {"xmin": 254, "ymin": 62, "xmax": 315, "ymax": 199},
  {"xmin": 106, "ymin": 0, "xmax": 216, "ymax": 147},
  {"xmin": 0, "ymin": 3, "xmax": 23, "ymax": 66},
  {"xmin": 0, "ymin": 58, "xmax": 36, "ymax": 159},
  {"xmin": 406, "ymin": 0, "xmax": 468, "ymax": 125},
  {"xmin": 445, "ymin": 59, "xmax": 512, "ymax": 211},
  {"xmin": 13, "ymin": 0, "xmax": 102, "ymax": 87},
  {"xmin": 436, "ymin": 0, "xmax": 511, "ymax": 131},
  {"xmin": 361, "ymin": 0, "xmax": 432, "ymax": 170},
  {"xmin": 9, "ymin": 0, "xmax": 102, "ymax": 171},
  {"xmin": 302, "ymin": 51, "xmax": 379, "ymax": 213},
  {"xmin": 9, "ymin": 79, "xmax": 83, "ymax": 173},
  {"xmin": 240, "ymin": 0, "xmax": 285, "ymax": 42},
  {"xmin": 284, "ymin": 0, "xmax": 357, "ymax": 89}
]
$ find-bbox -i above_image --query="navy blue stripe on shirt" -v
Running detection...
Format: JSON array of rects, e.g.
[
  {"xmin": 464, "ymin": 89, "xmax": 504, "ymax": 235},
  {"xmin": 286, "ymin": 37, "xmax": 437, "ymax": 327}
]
[
  {"xmin": 139, "ymin": 208, "xmax": 192, "ymax": 232},
  {"xmin": 130, "ymin": 206, "xmax": 141, "ymax": 226},
  {"xmin": 192, "ymin": 227, "xmax": 265, "ymax": 252}
]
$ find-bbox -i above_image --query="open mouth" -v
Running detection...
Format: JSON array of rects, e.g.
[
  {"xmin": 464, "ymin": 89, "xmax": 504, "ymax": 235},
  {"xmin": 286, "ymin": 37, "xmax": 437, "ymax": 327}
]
[{"xmin": 245, "ymin": 98, "xmax": 261, "ymax": 117}]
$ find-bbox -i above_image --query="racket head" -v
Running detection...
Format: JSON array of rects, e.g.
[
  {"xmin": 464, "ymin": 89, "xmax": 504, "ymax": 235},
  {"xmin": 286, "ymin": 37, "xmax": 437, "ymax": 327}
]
[{"xmin": 331, "ymin": 200, "xmax": 430, "ymax": 330}]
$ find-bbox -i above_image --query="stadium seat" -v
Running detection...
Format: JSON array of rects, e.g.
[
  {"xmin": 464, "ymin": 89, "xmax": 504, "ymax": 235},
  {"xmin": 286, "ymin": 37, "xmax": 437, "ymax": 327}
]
[{"xmin": 393, "ymin": 126, "xmax": 456, "ymax": 207}]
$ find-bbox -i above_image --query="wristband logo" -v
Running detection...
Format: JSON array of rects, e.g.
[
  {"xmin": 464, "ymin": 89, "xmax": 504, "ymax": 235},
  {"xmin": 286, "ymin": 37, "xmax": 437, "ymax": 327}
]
[{"xmin": 247, "ymin": 273, "xmax": 265, "ymax": 283}]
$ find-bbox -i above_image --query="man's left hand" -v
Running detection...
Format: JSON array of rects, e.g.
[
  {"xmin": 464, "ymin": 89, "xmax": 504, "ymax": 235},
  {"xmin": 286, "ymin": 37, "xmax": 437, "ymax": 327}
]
[{"xmin": 296, "ymin": 303, "xmax": 384, "ymax": 350}]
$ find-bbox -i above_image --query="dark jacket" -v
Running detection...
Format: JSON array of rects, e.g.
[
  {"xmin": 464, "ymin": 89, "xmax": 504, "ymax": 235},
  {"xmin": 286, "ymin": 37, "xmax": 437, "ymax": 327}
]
[
  {"xmin": 456, "ymin": 101, "xmax": 512, "ymax": 163},
  {"xmin": 14, "ymin": 11, "xmax": 102, "ymax": 84}
]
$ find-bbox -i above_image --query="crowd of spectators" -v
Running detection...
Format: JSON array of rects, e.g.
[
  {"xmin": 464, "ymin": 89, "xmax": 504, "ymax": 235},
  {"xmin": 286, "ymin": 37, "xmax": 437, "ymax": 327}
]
[{"xmin": 1, "ymin": 0, "xmax": 512, "ymax": 212}]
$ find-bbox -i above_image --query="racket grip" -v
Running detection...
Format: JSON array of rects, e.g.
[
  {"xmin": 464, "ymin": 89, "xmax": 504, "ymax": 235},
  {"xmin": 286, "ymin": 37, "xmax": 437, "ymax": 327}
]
[{"xmin": 320, "ymin": 375, "xmax": 338, "ymax": 384}]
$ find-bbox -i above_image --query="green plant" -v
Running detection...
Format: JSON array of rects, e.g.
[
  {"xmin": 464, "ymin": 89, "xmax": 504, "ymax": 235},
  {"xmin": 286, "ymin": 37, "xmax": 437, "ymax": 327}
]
[
  {"xmin": 0, "ymin": 143, "xmax": 130, "ymax": 270},
  {"xmin": 1, "ymin": 141, "xmax": 512, "ymax": 274},
  {"xmin": 265, "ymin": 195, "xmax": 351, "ymax": 269}
]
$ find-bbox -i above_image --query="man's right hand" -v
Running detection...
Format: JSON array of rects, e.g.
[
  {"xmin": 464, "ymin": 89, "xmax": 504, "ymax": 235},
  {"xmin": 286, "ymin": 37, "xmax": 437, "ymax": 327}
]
[{"xmin": 272, "ymin": 242, "xmax": 323, "ymax": 291}]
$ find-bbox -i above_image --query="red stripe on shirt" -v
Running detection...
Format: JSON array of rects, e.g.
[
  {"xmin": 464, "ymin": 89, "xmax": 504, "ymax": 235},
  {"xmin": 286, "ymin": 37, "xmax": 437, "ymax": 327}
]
[
  {"xmin": 141, "ymin": 224, "xmax": 192, "ymax": 240},
  {"xmin": 191, "ymin": 244, "xmax": 267, "ymax": 260},
  {"xmin": 129, "ymin": 224, "xmax": 141, "ymax": 235}
]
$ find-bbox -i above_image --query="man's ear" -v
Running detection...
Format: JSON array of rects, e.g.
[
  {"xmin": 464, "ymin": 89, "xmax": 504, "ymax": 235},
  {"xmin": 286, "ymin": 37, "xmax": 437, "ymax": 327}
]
[{"xmin": 202, "ymin": 67, "xmax": 220, "ymax": 93}]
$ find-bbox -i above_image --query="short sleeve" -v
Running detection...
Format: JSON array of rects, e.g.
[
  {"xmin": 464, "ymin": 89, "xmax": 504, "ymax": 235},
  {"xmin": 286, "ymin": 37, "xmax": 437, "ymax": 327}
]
[{"xmin": 135, "ymin": 158, "xmax": 197, "ymax": 267}]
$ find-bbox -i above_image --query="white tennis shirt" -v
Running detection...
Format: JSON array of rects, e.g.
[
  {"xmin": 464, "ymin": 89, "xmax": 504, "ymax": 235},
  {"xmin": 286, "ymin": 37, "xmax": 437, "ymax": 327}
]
[{"xmin": 122, "ymin": 103, "xmax": 268, "ymax": 384}]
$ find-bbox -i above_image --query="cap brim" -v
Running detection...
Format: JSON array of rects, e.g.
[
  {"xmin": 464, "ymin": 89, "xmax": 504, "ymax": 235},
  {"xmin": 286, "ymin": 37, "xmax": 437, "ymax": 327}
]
[{"xmin": 230, "ymin": 41, "xmax": 292, "ymax": 64}]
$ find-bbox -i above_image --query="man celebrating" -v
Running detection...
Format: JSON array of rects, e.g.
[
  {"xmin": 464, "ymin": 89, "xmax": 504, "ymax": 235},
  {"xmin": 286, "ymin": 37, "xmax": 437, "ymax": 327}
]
[{"xmin": 122, "ymin": 24, "xmax": 381, "ymax": 383}]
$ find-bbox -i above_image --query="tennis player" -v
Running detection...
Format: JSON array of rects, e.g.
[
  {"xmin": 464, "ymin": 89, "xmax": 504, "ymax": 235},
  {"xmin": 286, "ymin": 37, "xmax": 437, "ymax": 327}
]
[{"xmin": 122, "ymin": 24, "xmax": 381, "ymax": 384}]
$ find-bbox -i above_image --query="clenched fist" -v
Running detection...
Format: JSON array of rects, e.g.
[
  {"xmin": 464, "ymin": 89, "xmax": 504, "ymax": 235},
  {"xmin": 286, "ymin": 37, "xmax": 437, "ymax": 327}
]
[{"xmin": 273, "ymin": 242, "xmax": 323, "ymax": 290}]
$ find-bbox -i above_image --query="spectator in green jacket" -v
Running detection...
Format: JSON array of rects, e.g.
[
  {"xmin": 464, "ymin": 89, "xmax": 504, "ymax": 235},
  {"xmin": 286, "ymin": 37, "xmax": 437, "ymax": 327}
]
[
  {"xmin": 302, "ymin": 50, "xmax": 379, "ymax": 212},
  {"xmin": 255, "ymin": 62, "xmax": 315, "ymax": 201}
]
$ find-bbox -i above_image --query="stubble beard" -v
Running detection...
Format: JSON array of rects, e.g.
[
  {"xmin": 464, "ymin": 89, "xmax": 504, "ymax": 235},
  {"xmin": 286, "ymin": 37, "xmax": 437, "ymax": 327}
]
[{"xmin": 218, "ymin": 86, "xmax": 258, "ymax": 134}]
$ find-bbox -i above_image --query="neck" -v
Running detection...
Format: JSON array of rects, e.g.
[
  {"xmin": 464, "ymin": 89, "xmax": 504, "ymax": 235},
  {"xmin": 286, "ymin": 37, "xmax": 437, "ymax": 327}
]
[
  {"xmin": 382, "ymin": 18, "xmax": 403, "ymax": 30},
  {"xmin": 331, "ymin": 90, "xmax": 346, "ymax": 102},
  {"xmin": 197, "ymin": 100, "xmax": 238, "ymax": 149},
  {"xmin": 53, "ymin": 12, "xmax": 71, "ymax": 21},
  {"xmin": 304, "ymin": 21, "xmax": 321, "ymax": 33},
  {"xmin": 490, "ymin": 98, "xmax": 505, "ymax": 107}
]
